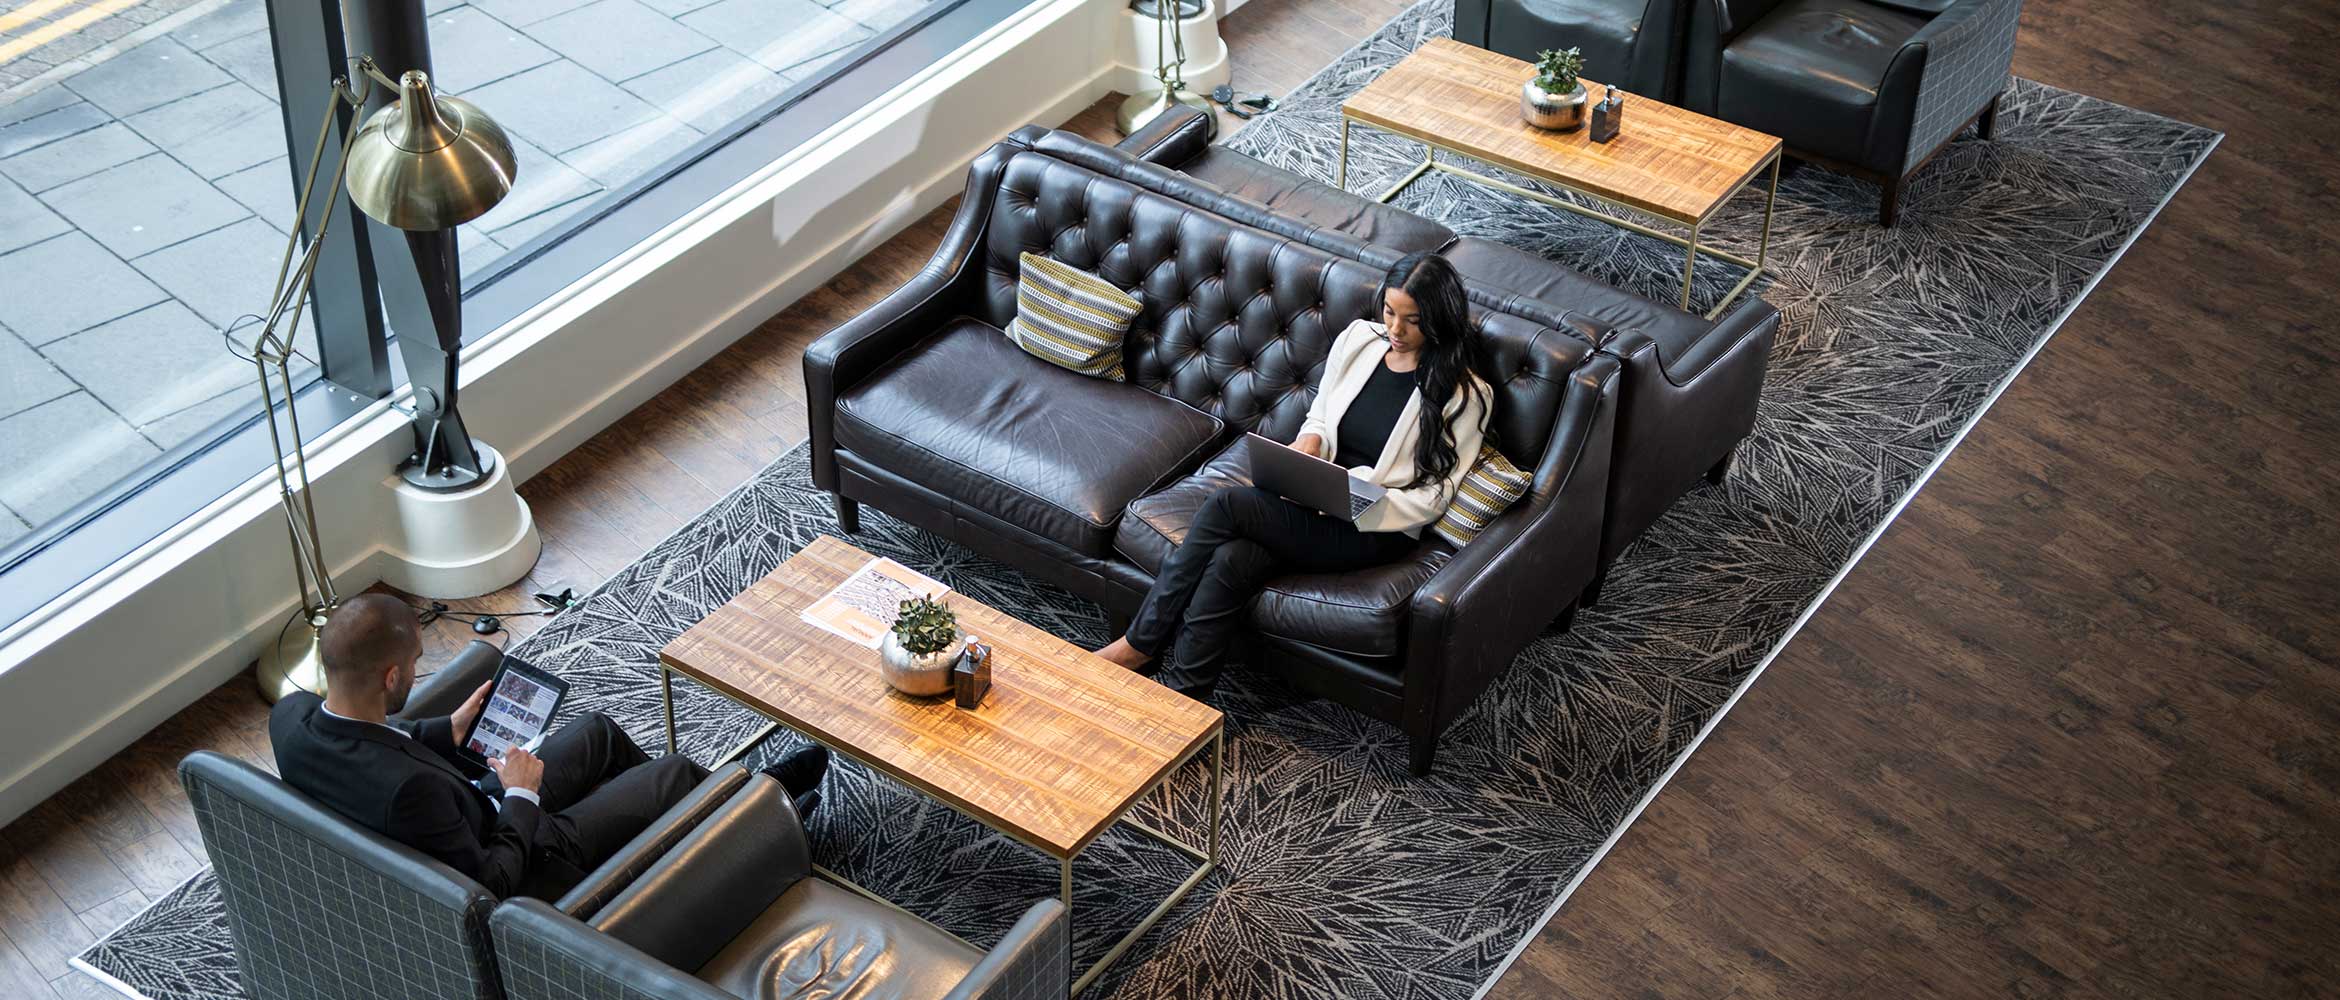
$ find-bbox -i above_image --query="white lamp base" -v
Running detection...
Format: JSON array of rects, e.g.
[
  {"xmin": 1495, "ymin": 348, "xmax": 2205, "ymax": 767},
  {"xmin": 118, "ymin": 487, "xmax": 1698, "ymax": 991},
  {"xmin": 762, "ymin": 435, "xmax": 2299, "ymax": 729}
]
[{"xmin": 378, "ymin": 442, "xmax": 542, "ymax": 599}]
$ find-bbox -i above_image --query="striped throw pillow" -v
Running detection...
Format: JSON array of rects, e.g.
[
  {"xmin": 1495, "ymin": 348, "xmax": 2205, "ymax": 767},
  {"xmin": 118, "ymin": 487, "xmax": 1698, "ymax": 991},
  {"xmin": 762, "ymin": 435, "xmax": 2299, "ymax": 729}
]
[
  {"xmin": 1433, "ymin": 444, "xmax": 1532, "ymax": 547},
  {"xmin": 1006, "ymin": 252, "xmax": 1142, "ymax": 380}
]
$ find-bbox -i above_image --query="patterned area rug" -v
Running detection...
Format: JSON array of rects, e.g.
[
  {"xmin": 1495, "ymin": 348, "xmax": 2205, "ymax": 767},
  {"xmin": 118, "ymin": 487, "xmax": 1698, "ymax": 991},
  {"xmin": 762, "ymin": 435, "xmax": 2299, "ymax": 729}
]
[{"xmin": 75, "ymin": 2, "xmax": 2217, "ymax": 997}]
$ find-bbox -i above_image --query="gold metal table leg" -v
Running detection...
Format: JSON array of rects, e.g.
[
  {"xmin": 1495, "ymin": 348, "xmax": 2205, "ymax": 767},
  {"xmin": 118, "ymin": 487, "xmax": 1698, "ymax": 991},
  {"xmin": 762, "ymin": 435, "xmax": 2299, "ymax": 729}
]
[
  {"xmin": 1680, "ymin": 220, "xmax": 1700, "ymax": 311},
  {"xmin": 1207, "ymin": 732, "xmax": 1223, "ymax": 863},
  {"xmin": 1336, "ymin": 118, "xmax": 1350, "ymax": 190},
  {"xmin": 660, "ymin": 664, "xmax": 677, "ymax": 754},
  {"xmin": 1069, "ymin": 728, "xmax": 1228, "ymax": 996}
]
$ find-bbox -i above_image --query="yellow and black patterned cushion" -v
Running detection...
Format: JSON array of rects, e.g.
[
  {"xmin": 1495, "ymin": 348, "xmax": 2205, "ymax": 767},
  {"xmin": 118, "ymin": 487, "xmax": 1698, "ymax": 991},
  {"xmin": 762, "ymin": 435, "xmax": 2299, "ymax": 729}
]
[
  {"xmin": 1432, "ymin": 443, "xmax": 1532, "ymax": 547},
  {"xmin": 1006, "ymin": 252, "xmax": 1142, "ymax": 380}
]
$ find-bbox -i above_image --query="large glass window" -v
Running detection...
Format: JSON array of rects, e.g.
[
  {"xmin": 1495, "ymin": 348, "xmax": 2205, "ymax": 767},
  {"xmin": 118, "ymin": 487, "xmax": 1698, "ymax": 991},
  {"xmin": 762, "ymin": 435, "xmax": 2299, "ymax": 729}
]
[{"xmin": 0, "ymin": 0, "xmax": 967, "ymax": 627}]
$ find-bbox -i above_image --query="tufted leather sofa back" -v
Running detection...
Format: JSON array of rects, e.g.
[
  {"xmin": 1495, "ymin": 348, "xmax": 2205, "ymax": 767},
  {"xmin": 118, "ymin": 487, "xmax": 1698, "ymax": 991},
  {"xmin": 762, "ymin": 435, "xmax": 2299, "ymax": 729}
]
[{"xmin": 978, "ymin": 150, "xmax": 1591, "ymax": 465}]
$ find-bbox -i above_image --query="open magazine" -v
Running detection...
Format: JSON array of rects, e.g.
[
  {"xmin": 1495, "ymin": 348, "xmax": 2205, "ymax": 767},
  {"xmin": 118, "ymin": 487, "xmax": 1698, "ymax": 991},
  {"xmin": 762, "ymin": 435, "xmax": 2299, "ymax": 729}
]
[{"xmin": 801, "ymin": 556, "xmax": 952, "ymax": 648}]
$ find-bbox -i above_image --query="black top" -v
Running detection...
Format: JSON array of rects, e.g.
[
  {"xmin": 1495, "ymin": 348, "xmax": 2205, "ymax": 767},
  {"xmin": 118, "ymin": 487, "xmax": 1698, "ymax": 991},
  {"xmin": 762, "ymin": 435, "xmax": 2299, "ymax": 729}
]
[{"xmin": 1334, "ymin": 357, "xmax": 1419, "ymax": 469}]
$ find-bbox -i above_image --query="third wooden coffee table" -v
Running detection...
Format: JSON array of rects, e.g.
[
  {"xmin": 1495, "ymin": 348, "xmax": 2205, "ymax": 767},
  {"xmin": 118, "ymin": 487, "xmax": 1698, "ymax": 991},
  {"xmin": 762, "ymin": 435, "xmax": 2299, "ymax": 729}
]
[
  {"xmin": 1339, "ymin": 37, "xmax": 1784, "ymax": 318},
  {"xmin": 658, "ymin": 534, "xmax": 1225, "ymax": 995}
]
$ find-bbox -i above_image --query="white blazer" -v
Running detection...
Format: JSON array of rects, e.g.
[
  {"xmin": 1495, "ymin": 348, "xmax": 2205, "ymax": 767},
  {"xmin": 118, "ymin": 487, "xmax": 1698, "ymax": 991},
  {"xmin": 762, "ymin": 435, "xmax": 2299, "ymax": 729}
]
[{"xmin": 1295, "ymin": 318, "xmax": 1492, "ymax": 536}]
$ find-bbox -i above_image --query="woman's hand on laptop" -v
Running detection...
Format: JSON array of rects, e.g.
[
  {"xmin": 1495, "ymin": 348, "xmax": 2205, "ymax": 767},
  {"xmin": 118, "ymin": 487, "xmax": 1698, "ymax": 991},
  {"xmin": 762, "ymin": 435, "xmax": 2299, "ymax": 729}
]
[{"xmin": 1290, "ymin": 433, "xmax": 1325, "ymax": 459}]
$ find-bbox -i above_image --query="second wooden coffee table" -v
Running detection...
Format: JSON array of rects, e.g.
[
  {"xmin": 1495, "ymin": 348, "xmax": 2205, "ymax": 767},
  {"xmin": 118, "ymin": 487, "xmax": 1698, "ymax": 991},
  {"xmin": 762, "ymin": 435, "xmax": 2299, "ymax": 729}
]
[
  {"xmin": 658, "ymin": 534, "xmax": 1225, "ymax": 995},
  {"xmin": 1339, "ymin": 37, "xmax": 1783, "ymax": 318}
]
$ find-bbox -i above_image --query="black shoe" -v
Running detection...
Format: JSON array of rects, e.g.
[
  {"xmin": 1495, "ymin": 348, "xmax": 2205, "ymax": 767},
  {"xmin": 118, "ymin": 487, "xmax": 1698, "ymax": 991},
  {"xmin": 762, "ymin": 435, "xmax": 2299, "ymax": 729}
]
[
  {"xmin": 761, "ymin": 744, "xmax": 830, "ymax": 797},
  {"xmin": 791, "ymin": 788, "xmax": 822, "ymax": 823}
]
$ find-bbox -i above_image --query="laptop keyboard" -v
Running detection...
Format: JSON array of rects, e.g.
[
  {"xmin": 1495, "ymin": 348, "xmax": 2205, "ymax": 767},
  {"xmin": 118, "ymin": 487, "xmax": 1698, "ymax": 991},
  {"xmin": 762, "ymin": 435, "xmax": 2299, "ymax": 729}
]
[{"xmin": 1348, "ymin": 491, "xmax": 1376, "ymax": 519}]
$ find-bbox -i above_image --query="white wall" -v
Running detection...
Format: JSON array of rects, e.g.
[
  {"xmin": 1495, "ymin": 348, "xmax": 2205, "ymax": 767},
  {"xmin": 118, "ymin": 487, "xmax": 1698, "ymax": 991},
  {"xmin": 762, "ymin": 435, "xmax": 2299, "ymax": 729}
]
[{"xmin": 0, "ymin": 0, "xmax": 1131, "ymax": 827}]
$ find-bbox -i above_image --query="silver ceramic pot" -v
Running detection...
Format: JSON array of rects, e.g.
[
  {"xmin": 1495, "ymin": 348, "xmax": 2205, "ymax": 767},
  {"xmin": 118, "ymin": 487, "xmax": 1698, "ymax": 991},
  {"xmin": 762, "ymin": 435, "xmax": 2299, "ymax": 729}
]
[
  {"xmin": 880, "ymin": 629, "xmax": 966, "ymax": 697},
  {"xmin": 1521, "ymin": 79, "xmax": 1588, "ymax": 132}
]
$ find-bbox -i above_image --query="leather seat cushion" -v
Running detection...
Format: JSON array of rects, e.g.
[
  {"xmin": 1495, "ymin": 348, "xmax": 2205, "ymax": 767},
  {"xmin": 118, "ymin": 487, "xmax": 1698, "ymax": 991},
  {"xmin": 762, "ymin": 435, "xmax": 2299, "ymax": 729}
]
[
  {"xmin": 1180, "ymin": 148, "xmax": 1458, "ymax": 255},
  {"xmin": 1718, "ymin": 0, "xmax": 1927, "ymax": 165},
  {"xmin": 836, "ymin": 317, "xmax": 1225, "ymax": 557},
  {"xmin": 1443, "ymin": 237, "xmax": 1719, "ymax": 377},
  {"xmin": 1487, "ymin": 0, "xmax": 1641, "ymax": 86},
  {"xmin": 695, "ymin": 879, "xmax": 981, "ymax": 1000},
  {"xmin": 1116, "ymin": 437, "xmax": 1452, "ymax": 661}
]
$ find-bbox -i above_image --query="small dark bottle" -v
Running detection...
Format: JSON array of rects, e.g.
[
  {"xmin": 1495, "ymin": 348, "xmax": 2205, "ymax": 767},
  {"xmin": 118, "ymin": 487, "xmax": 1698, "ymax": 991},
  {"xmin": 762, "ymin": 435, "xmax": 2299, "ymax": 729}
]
[
  {"xmin": 1590, "ymin": 87, "xmax": 1624, "ymax": 143},
  {"xmin": 954, "ymin": 637, "xmax": 992, "ymax": 708}
]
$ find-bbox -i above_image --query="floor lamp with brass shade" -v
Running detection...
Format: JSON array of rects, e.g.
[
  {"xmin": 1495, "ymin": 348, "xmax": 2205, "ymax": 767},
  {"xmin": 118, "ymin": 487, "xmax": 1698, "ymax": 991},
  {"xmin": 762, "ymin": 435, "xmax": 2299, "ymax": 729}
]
[{"xmin": 251, "ymin": 58, "xmax": 518, "ymax": 702}]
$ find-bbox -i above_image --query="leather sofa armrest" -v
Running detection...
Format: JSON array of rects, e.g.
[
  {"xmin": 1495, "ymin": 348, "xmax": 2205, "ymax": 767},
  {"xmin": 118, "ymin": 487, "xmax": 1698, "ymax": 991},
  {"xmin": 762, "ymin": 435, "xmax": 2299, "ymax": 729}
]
[
  {"xmin": 1452, "ymin": 0, "xmax": 1495, "ymax": 45},
  {"xmin": 1405, "ymin": 355, "xmax": 1620, "ymax": 739},
  {"xmin": 493, "ymin": 898, "xmax": 738, "ymax": 1000},
  {"xmin": 804, "ymin": 143, "xmax": 1016, "ymax": 492},
  {"xmin": 942, "ymin": 899, "xmax": 1070, "ymax": 1000},
  {"xmin": 554, "ymin": 763, "xmax": 754, "ymax": 920},
  {"xmin": 1596, "ymin": 300, "xmax": 1774, "ymax": 566},
  {"xmin": 588, "ymin": 774, "xmax": 811, "ymax": 974},
  {"xmin": 394, "ymin": 640, "xmax": 502, "ymax": 722},
  {"xmin": 1113, "ymin": 106, "xmax": 1216, "ymax": 168}
]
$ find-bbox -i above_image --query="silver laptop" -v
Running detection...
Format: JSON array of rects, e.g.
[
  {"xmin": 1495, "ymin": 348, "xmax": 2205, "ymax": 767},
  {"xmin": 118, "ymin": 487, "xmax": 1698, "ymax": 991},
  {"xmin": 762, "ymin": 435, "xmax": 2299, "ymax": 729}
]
[{"xmin": 1244, "ymin": 433, "xmax": 1387, "ymax": 521}]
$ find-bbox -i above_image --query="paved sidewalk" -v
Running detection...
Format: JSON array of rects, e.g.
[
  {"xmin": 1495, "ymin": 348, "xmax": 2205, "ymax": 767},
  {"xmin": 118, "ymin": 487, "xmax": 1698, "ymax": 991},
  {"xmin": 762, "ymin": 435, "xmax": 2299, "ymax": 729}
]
[{"xmin": 0, "ymin": 0, "xmax": 929, "ymax": 548}]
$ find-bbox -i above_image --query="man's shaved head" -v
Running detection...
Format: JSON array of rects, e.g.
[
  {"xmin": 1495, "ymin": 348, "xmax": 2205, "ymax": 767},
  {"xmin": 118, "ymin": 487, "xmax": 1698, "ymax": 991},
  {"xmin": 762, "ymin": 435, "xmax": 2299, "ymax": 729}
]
[{"xmin": 321, "ymin": 593, "xmax": 422, "ymax": 708}]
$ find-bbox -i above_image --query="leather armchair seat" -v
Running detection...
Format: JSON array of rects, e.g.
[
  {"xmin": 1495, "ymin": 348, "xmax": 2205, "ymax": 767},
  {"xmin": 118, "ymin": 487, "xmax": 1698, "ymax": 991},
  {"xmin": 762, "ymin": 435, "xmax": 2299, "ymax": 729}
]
[
  {"xmin": 1715, "ymin": 0, "xmax": 1928, "ymax": 164},
  {"xmin": 834, "ymin": 316, "xmax": 1225, "ymax": 557},
  {"xmin": 1116, "ymin": 437, "xmax": 1451, "ymax": 665},
  {"xmin": 1457, "ymin": 0, "xmax": 1690, "ymax": 99},
  {"xmin": 492, "ymin": 774, "xmax": 1067, "ymax": 1000}
]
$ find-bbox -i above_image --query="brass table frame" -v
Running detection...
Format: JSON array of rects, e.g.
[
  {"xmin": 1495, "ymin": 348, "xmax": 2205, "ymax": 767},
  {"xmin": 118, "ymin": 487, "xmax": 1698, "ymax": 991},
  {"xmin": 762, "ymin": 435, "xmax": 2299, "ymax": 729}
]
[
  {"xmin": 1336, "ymin": 116, "xmax": 1782, "ymax": 320},
  {"xmin": 661, "ymin": 665, "xmax": 1226, "ymax": 997}
]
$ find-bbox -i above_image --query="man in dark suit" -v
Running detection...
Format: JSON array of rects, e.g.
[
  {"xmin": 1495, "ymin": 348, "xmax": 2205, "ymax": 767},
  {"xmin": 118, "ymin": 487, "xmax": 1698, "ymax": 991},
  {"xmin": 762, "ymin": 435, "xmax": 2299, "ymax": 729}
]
[{"xmin": 271, "ymin": 593, "xmax": 829, "ymax": 899}]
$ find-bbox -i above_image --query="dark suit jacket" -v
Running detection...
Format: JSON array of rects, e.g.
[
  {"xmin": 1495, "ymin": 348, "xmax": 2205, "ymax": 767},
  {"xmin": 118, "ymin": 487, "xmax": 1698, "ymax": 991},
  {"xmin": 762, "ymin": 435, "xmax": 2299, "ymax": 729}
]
[{"xmin": 270, "ymin": 692, "xmax": 545, "ymax": 898}]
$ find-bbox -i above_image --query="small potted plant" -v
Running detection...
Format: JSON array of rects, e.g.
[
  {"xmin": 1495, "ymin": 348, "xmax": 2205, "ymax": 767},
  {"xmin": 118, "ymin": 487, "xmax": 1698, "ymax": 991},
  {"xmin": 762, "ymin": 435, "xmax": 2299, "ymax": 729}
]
[
  {"xmin": 880, "ymin": 596, "xmax": 965, "ymax": 697},
  {"xmin": 1521, "ymin": 47, "xmax": 1588, "ymax": 132}
]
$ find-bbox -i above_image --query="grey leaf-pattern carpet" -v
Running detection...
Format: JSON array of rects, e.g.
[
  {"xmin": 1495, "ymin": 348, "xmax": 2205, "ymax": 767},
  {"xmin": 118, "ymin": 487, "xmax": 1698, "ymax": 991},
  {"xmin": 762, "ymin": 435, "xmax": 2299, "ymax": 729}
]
[{"xmin": 76, "ymin": 2, "xmax": 2217, "ymax": 997}]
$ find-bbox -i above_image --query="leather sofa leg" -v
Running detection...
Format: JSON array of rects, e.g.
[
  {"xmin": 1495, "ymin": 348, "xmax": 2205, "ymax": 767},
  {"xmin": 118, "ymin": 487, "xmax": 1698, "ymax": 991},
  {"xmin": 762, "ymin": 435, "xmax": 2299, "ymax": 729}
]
[
  {"xmin": 1553, "ymin": 600, "xmax": 1579, "ymax": 634},
  {"xmin": 1977, "ymin": 93, "xmax": 2002, "ymax": 141},
  {"xmin": 1407, "ymin": 728, "xmax": 1437, "ymax": 777},
  {"xmin": 1704, "ymin": 447, "xmax": 1734, "ymax": 486},
  {"xmin": 834, "ymin": 495, "xmax": 860, "ymax": 533},
  {"xmin": 1879, "ymin": 175, "xmax": 1903, "ymax": 227}
]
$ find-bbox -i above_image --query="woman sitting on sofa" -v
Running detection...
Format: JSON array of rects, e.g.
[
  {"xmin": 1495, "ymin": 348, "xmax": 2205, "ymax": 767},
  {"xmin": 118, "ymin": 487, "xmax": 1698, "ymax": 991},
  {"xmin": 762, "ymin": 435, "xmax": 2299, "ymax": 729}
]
[{"xmin": 1096, "ymin": 251, "xmax": 1493, "ymax": 695}]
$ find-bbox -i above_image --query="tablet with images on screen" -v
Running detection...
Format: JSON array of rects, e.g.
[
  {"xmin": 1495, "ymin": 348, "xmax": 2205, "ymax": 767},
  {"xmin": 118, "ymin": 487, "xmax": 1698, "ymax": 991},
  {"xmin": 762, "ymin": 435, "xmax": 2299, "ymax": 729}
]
[{"xmin": 461, "ymin": 658, "xmax": 571, "ymax": 761}]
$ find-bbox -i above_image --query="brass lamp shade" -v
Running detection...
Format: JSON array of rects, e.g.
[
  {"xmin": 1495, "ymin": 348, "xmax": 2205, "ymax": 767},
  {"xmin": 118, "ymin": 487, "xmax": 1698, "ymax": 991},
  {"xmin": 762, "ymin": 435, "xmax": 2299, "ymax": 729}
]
[{"xmin": 346, "ymin": 70, "xmax": 517, "ymax": 231}]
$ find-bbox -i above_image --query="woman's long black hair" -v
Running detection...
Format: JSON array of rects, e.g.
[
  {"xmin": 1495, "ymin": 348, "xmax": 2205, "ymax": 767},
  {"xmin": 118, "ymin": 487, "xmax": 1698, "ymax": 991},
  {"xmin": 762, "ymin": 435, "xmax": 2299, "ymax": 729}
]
[{"xmin": 1381, "ymin": 252, "xmax": 1485, "ymax": 490}]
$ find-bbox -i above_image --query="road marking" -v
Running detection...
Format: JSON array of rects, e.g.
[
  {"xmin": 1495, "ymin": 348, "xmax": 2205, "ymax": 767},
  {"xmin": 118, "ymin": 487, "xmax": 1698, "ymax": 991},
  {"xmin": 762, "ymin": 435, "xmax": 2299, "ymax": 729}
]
[
  {"xmin": 0, "ymin": 0, "xmax": 81, "ymax": 34},
  {"xmin": 0, "ymin": 0, "xmax": 147, "ymax": 67}
]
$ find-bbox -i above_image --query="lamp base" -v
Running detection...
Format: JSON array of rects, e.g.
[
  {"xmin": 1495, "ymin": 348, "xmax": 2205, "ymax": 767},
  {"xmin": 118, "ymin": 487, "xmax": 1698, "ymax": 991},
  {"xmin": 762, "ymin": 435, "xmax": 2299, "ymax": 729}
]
[
  {"xmin": 256, "ymin": 605, "xmax": 335, "ymax": 703},
  {"xmin": 379, "ymin": 442, "xmax": 542, "ymax": 599},
  {"xmin": 1117, "ymin": 86, "xmax": 1214, "ymax": 135}
]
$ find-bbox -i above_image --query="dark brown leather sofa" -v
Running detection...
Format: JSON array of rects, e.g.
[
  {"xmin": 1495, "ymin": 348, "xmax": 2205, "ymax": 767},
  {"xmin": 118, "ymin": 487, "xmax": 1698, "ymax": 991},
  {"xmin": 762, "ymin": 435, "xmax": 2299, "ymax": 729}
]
[{"xmin": 805, "ymin": 118, "xmax": 1773, "ymax": 774}]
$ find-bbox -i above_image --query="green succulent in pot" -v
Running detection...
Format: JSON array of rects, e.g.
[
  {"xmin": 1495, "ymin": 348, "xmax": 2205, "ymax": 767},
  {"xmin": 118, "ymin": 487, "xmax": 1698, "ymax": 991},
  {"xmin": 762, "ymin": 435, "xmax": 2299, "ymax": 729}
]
[
  {"xmin": 891, "ymin": 596, "xmax": 960, "ymax": 656},
  {"xmin": 1532, "ymin": 47, "xmax": 1584, "ymax": 97},
  {"xmin": 1522, "ymin": 46, "xmax": 1590, "ymax": 131}
]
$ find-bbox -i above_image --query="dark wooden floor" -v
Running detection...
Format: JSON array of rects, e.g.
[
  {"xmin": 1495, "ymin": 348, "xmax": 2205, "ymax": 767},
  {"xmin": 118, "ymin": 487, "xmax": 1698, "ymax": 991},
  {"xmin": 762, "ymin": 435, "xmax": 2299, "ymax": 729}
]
[{"xmin": 5, "ymin": 0, "xmax": 2335, "ymax": 996}]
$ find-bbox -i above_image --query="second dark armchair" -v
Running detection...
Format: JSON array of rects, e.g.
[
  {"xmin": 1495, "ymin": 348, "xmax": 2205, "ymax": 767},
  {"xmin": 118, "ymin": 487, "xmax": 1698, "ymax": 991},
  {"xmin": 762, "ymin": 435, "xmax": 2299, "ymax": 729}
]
[{"xmin": 1681, "ymin": 0, "xmax": 2022, "ymax": 223}]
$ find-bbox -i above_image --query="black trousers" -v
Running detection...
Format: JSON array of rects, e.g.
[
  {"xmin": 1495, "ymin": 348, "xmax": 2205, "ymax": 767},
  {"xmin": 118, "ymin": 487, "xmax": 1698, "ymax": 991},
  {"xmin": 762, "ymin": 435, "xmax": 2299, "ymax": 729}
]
[
  {"xmin": 1127, "ymin": 486, "xmax": 1415, "ymax": 693},
  {"xmin": 530, "ymin": 713, "xmax": 705, "ymax": 890}
]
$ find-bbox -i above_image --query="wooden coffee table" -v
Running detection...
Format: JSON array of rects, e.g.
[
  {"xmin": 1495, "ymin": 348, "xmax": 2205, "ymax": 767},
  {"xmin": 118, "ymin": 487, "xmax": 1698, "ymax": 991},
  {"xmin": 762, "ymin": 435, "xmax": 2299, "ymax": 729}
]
[
  {"xmin": 657, "ymin": 535, "xmax": 1225, "ymax": 995},
  {"xmin": 1338, "ymin": 37, "xmax": 1784, "ymax": 318}
]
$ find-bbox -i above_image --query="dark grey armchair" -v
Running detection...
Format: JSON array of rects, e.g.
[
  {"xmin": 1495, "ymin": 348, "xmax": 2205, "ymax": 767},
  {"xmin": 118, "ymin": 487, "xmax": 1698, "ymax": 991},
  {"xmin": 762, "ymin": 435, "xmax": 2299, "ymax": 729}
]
[
  {"xmin": 1682, "ymin": 0, "xmax": 2022, "ymax": 223},
  {"xmin": 1454, "ymin": 0, "xmax": 1691, "ymax": 101},
  {"xmin": 181, "ymin": 641, "xmax": 750, "ymax": 1000},
  {"xmin": 492, "ymin": 773, "xmax": 1069, "ymax": 1000}
]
